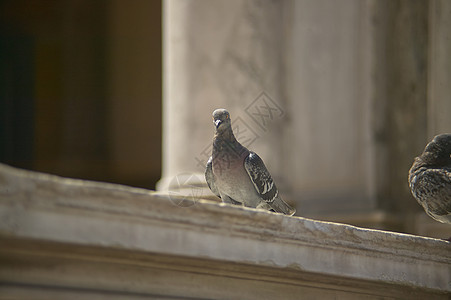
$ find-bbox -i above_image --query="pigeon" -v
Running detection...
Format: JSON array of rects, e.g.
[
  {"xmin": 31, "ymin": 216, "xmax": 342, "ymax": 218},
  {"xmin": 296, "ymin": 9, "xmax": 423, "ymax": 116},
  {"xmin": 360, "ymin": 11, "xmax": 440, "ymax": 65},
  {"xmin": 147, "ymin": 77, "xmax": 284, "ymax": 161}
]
[
  {"xmin": 205, "ymin": 108, "xmax": 296, "ymax": 216},
  {"xmin": 408, "ymin": 133, "xmax": 451, "ymax": 224}
]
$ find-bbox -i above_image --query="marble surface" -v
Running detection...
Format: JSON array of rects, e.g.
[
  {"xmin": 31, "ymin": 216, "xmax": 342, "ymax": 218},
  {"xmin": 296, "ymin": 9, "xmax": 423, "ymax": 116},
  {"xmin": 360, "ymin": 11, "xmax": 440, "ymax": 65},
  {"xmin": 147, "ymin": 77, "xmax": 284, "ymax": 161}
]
[{"xmin": 0, "ymin": 163, "xmax": 449, "ymax": 298}]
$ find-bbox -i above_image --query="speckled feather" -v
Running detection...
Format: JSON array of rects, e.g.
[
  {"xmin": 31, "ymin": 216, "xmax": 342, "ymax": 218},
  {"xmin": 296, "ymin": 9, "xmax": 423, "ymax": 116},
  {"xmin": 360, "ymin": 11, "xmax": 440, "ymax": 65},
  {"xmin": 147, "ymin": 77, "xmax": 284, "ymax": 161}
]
[{"xmin": 244, "ymin": 152, "xmax": 279, "ymax": 203}]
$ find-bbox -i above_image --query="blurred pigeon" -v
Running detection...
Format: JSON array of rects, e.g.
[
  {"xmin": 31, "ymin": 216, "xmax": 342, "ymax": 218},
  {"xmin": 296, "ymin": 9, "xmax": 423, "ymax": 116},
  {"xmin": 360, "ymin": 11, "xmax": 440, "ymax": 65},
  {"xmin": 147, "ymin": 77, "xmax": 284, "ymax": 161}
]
[
  {"xmin": 408, "ymin": 133, "xmax": 451, "ymax": 224},
  {"xmin": 205, "ymin": 108, "xmax": 296, "ymax": 216}
]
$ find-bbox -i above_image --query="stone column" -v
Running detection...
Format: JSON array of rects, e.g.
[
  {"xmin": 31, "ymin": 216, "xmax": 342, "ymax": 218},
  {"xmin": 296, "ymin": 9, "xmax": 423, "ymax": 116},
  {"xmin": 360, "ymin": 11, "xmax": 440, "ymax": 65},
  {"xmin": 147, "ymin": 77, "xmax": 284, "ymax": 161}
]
[
  {"xmin": 158, "ymin": 0, "xmax": 286, "ymax": 199},
  {"xmin": 283, "ymin": 0, "xmax": 431, "ymax": 233},
  {"xmin": 283, "ymin": 0, "xmax": 376, "ymax": 216},
  {"xmin": 369, "ymin": 0, "xmax": 429, "ymax": 232},
  {"xmin": 428, "ymin": 0, "xmax": 451, "ymax": 136}
]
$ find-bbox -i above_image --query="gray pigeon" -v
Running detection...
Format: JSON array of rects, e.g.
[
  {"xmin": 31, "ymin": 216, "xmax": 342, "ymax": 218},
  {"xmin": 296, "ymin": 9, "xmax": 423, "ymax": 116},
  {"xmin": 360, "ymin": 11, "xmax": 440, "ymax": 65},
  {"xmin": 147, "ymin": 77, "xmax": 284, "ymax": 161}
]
[
  {"xmin": 205, "ymin": 108, "xmax": 296, "ymax": 216},
  {"xmin": 408, "ymin": 133, "xmax": 451, "ymax": 224}
]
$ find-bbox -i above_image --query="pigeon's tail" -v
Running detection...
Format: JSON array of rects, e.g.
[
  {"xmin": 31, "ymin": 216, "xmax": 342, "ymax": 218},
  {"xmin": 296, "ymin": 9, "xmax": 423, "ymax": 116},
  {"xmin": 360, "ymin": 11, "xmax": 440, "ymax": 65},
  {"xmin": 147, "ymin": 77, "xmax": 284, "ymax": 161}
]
[{"xmin": 270, "ymin": 197, "xmax": 296, "ymax": 216}]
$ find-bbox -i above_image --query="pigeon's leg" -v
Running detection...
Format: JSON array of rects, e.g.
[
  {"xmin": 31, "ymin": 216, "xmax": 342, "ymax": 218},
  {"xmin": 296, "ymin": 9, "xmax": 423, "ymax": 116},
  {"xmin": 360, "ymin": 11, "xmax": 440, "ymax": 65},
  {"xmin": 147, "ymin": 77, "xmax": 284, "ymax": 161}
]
[{"xmin": 221, "ymin": 194, "xmax": 243, "ymax": 206}]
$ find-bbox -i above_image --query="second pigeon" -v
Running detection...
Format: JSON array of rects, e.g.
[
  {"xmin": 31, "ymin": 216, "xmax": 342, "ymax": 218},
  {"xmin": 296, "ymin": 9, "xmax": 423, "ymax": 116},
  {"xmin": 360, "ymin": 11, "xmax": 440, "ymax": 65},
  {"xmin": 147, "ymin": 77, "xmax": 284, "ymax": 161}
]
[{"xmin": 408, "ymin": 133, "xmax": 451, "ymax": 224}]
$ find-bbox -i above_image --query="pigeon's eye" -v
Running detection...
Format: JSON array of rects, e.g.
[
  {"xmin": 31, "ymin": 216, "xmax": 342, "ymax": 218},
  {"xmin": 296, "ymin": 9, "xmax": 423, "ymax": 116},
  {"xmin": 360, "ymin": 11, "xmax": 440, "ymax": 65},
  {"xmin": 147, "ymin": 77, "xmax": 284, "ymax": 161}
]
[{"xmin": 225, "ymin": 115, "xmax": 229, "ymax": 119}]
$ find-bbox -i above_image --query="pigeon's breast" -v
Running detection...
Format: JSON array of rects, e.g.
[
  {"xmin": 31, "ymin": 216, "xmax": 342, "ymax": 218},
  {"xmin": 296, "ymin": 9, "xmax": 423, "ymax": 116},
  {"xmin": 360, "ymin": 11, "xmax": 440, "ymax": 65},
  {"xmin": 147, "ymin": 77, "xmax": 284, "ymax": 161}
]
[{"xmin": 212, "ymin": 158, "xmax": 259, "ymax": 205}]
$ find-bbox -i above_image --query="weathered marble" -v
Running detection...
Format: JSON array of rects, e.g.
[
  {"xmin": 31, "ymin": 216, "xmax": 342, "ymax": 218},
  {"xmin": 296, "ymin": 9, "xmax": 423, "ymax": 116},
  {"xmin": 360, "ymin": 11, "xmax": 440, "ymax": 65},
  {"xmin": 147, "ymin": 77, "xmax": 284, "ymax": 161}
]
[{"xmin": 0, "ymin": 164, "xmax": 449, "ymax": 298}]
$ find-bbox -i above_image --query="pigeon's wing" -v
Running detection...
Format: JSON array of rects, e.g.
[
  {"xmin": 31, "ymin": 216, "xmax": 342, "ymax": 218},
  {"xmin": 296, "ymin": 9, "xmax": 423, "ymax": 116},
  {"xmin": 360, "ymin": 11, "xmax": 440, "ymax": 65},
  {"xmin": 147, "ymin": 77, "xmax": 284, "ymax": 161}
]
[
  {"xmin": 411, "ymin": 168, "xmax": 451, "ymax": 221},
  {"xmin": 244, "ymin": 151, "xmax": 278, "ymax": 203},
  {"xmin": 205, "ymin": 156, "xmax": 221, "ymax": 198}
]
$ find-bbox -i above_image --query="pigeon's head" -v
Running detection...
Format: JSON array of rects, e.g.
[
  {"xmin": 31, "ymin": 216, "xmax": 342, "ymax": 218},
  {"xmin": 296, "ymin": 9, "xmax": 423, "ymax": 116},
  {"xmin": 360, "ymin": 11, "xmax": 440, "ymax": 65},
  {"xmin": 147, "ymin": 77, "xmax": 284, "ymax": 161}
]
[
  {"xmin": 212, "ymin": 108, "xmax": 231, "ymax": 131},
  {"xmin": 424, "ymin": 133, "xmax": 451, "ymax": 161}
]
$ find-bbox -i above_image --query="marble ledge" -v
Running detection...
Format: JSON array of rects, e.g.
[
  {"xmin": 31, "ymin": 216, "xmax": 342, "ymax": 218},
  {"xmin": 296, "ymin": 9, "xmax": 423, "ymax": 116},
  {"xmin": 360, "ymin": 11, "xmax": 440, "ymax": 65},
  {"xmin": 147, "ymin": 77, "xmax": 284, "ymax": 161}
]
[{"xmin": 0, "ymin": 163, "xmax": 449, "ymax": 295}]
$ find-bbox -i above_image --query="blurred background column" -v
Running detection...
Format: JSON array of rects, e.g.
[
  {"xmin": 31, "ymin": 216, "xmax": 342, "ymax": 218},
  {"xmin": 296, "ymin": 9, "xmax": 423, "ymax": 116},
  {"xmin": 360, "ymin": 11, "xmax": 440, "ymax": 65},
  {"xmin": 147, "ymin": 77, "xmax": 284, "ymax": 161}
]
[
  {"xmin": 282, "ymin": 0, "xmax": 377, "ymax": 222},
  {"xmin": 428, "ymin": 0, "xmax": 451, "ymax": 136},
  {"xmin": 158, "ymin": 0, "xmax": 286, "ymax": 198},
  {"xmin": 299, "ymin": 0, "xmax": 429, "ymax": 231}
]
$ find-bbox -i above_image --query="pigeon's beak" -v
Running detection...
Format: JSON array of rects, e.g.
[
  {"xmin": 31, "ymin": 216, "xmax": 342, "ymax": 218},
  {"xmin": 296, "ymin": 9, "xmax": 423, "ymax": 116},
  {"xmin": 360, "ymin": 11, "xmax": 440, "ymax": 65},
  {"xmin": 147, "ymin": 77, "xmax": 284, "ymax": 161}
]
[{"xmin": 214, "ymin": 119, "xmax": 222, "ymax": 129}]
